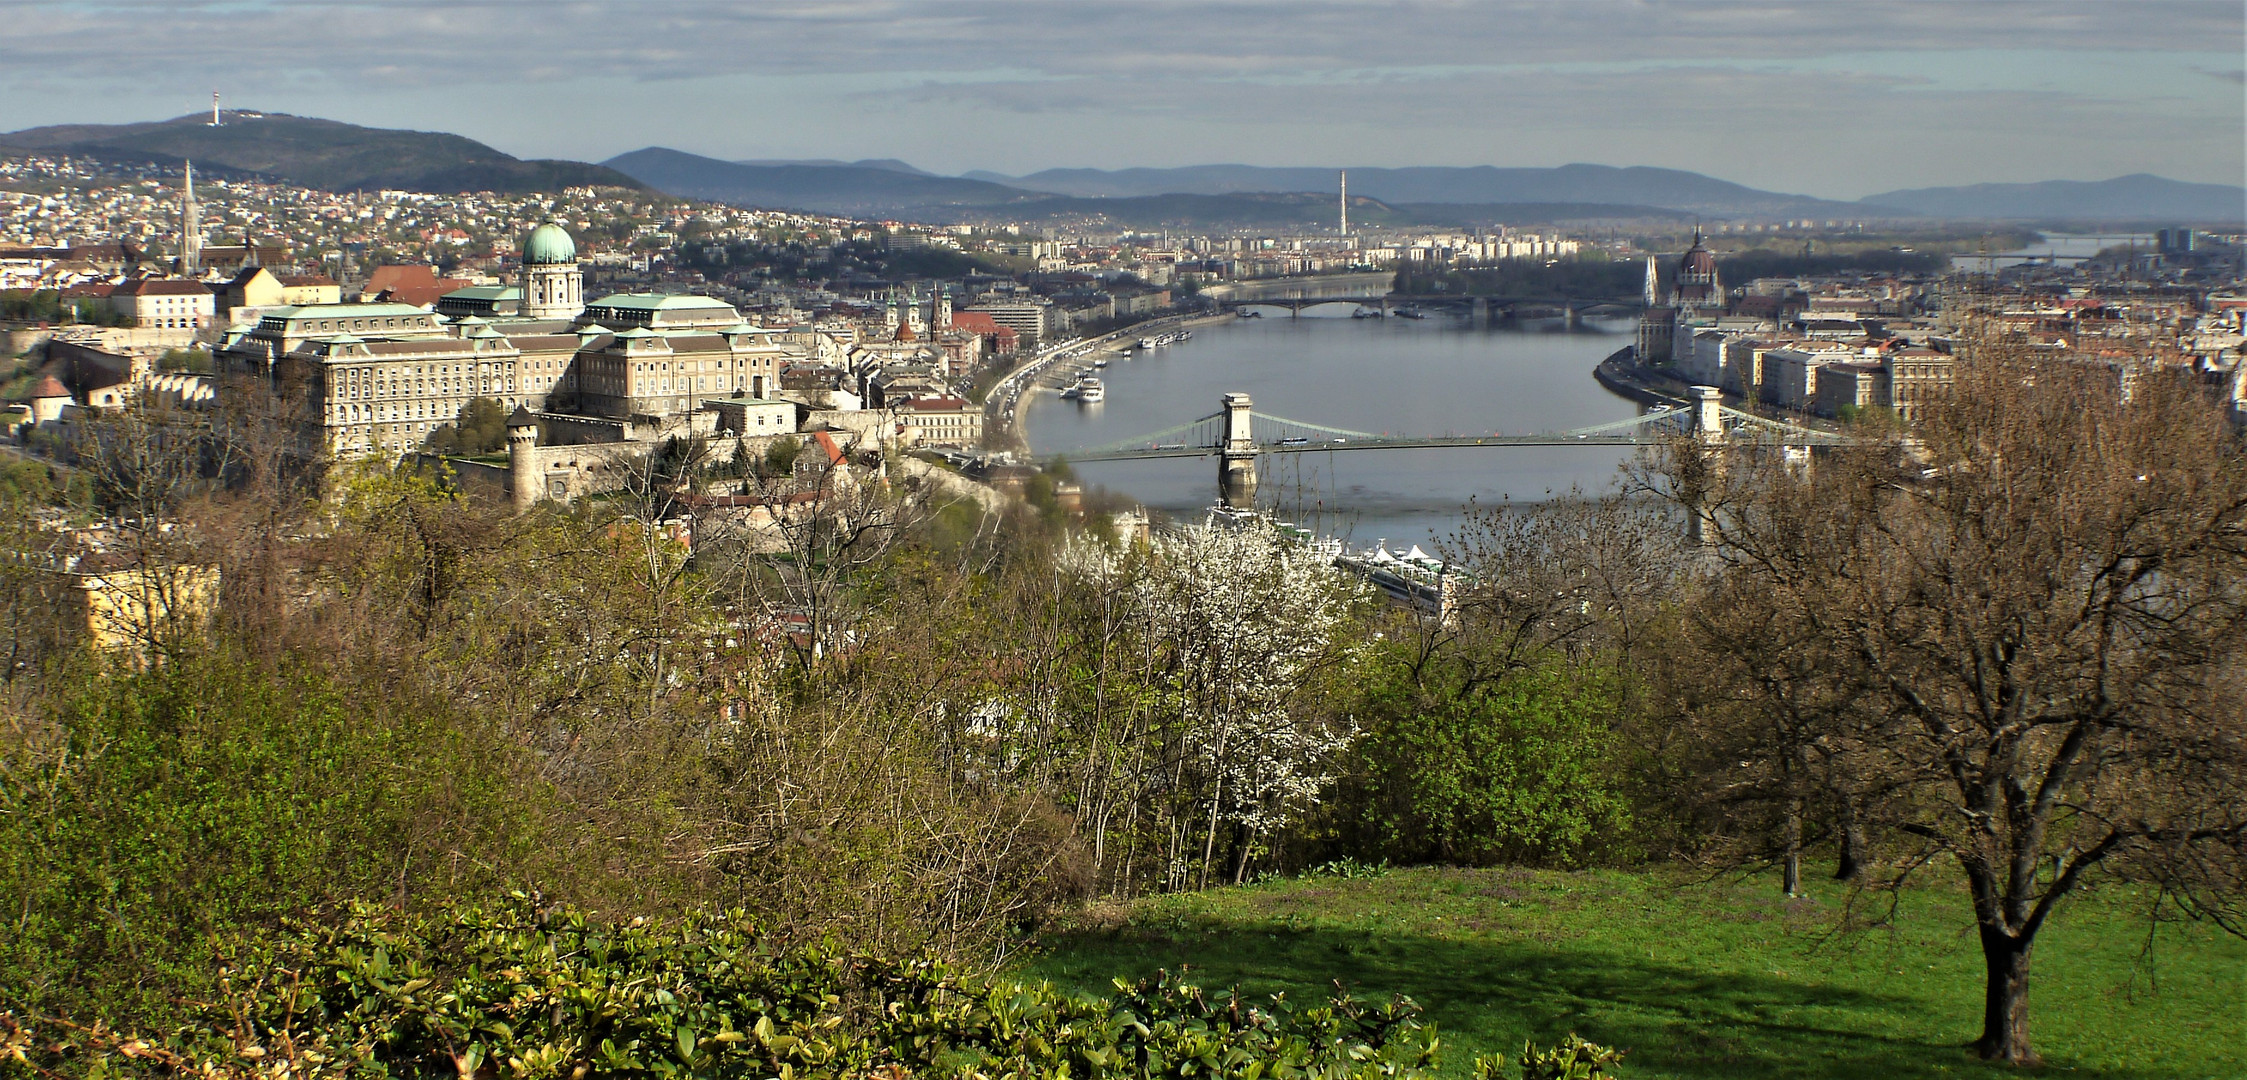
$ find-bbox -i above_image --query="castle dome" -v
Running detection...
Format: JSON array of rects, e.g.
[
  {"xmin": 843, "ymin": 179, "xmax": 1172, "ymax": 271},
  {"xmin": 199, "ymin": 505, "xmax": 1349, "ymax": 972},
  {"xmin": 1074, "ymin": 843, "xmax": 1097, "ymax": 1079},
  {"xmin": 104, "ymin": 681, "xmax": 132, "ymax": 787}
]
[{"xmin": 523, "ymin": 222, "xmax": 577, "ymax": 265}]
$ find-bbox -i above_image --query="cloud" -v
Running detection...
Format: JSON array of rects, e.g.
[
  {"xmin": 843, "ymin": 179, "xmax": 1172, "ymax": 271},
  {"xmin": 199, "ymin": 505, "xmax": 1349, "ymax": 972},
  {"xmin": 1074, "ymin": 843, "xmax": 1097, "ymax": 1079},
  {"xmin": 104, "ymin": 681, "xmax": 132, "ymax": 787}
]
[{"xmin": 1, "ymin": 0, "xmax": 2239, "ymax": 195}]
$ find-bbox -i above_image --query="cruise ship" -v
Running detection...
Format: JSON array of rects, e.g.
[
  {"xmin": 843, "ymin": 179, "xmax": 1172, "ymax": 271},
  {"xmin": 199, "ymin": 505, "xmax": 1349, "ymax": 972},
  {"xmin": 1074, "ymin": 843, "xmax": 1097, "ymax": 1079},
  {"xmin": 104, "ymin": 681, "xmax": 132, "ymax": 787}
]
[{"xmin": 1136, "ymin": 329, "xmax": 1190, "ymax": 349}]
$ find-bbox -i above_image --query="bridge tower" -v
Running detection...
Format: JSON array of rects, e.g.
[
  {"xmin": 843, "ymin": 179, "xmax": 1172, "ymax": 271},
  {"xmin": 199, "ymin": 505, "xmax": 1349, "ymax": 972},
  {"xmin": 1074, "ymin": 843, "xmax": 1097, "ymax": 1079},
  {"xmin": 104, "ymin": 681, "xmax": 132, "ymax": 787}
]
[
  {"xmin": 1686, "ymin": 385, "xmax": 1725, "ymax": 546},
  {"xmin": 1220, "ymin": 392, "xmax": 1257, "ymax": 508},
  {"xmin": 1691, "ymin": 385, "xmax": 1724, "ymax": 445}
]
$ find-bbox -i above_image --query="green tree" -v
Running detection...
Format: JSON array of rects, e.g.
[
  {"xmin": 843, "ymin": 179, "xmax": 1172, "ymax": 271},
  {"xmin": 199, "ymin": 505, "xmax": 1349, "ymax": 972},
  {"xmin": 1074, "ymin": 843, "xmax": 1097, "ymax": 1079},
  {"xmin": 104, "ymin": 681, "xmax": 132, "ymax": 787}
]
[
  {"xmin": 1343, "ymin": 654, "xmax": 1631, "ymax": 866},
  {"xmin": 423, "ymin": 396, "xmax": 508, "ymax": 455}
]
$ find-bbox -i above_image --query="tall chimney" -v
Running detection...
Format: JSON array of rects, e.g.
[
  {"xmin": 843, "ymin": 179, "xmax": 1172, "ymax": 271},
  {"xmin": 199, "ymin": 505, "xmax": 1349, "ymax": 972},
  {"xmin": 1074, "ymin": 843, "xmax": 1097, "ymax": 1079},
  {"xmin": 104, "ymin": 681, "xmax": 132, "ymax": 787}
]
[{"xmin": 1339, "ymin": 170, "xmax": 1349, "ymax": 236}]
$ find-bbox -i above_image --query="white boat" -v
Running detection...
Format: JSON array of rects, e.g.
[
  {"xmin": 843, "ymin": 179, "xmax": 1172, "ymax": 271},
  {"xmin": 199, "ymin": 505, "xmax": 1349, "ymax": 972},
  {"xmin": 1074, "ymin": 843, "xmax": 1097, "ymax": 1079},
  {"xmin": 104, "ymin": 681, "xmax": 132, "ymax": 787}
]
[
  {"xmin": 1076, "ymin": 377, "xmax": 1105, "ymax": 403},
  {"xmin": 1093, "ymin": 356, "xmax": 1109, "ymax": 368}
]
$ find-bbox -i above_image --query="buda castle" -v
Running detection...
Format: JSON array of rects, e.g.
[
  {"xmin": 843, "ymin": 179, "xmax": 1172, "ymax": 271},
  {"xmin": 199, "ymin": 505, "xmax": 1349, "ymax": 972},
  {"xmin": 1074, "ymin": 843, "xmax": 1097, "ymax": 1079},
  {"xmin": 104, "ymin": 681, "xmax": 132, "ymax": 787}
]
[{"xmin": 217, "ymin": 222, "xmax": 798, "ymax": 460}]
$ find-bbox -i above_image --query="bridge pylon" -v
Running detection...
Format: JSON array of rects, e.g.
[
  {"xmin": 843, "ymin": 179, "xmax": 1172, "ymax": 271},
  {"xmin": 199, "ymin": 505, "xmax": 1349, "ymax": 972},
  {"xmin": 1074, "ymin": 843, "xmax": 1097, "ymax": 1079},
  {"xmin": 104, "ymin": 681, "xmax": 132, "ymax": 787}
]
[{"xmin": 1220, "ymin": 392, "xmax": 1257, "ymax": 508}]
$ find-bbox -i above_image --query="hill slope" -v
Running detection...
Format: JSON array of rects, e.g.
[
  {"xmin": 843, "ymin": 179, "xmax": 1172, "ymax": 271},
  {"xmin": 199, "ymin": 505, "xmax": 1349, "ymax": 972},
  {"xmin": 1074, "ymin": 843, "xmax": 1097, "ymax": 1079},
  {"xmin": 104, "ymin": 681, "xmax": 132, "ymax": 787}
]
[
  {"xmin": 967, "ymin": 164, "xmax": 1872, "ymax": 219},
  {"xmin": 0, "ymin": 112, "xmax": 645, "ymax": 194},
  {"xmin": 1859, "ymin": 174, "xmax": 2246, "ymax": 223},
  {"xmin": 602, "ymin": 147, "xmax": 1046, "ymax": 217}
]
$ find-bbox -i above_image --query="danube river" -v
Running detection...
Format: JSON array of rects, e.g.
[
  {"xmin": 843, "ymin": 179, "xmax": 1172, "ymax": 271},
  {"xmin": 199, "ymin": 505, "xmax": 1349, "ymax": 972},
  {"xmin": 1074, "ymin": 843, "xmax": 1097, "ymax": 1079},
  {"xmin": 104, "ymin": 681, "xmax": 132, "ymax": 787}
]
[{"xmin": 1020, "ymin": 310, "xmax": 1647, "ymax": 551}]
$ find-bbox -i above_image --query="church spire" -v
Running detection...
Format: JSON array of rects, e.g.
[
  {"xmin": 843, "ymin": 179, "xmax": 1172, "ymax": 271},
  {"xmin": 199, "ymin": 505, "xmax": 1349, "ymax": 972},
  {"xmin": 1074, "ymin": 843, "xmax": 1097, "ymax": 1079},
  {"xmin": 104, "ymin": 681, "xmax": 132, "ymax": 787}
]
[{"xmin": 179, "ymin": 160, "xmax": 202, "ymax": 276}]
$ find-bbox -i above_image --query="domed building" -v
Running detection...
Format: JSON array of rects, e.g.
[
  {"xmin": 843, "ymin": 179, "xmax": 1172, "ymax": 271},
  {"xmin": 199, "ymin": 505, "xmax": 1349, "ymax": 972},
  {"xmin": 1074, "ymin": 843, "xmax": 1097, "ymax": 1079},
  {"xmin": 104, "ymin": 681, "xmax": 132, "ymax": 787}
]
[
  {"xmin": 1635, "ymin": 227, "xmax": 1731, "ymax": 365},
  {"xmin": 1671, "ymin": 229, "xmax": 1723, "ymax": 314},
  {"xmin": 519, "ymin": 221, "xmax": 584, "ymax": 320}
]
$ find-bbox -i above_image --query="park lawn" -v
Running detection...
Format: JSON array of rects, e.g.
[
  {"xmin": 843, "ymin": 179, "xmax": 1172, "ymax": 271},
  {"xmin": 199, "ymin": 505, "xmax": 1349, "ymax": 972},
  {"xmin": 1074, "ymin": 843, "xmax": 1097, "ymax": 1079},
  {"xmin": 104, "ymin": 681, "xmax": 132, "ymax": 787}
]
[{"xmin": 1019, "ymin": 867, "xmax": 2244, "ymax": 1080}]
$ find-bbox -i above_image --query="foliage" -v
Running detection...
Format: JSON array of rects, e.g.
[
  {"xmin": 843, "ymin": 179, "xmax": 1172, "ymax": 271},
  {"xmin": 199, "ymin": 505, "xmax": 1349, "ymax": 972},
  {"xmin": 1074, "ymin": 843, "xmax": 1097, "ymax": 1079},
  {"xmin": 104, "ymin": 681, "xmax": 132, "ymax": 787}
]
[
  {"xmin": 1394, "ymin": 259, "xmax": 1642, "ymax": 301},
  {"xmin": 0, "ymin": 651, "xmax": 558, "ymax": 1028},
  {"xmin": 1500, "ymin": 1034, "xmax": 1625, "ymax": 1080},
  {"xmin": 1658, "ymin": 334, "xmax": 2247, "ymax": 1062},
  {"xmin": 1341, "ymin": 657, "xmax": 1631, "ymax": 867},
  {"xmin": 2, "ymin": 898, "xmax": 1466, "ymax": 1080},
  {"xmin": 0, "ymin": 290, "xmax": 128, "ymax": 327},
  {"xmin": 422, "ymin": 397, "xmax": 509, "ymax": 455},
  {"xmin": 158, "ymin": 347, "xmax": 212, "ymax": 374},
  {"xmin": 762, "ymin": 434, "xmax": 801, "ymax": 476}
]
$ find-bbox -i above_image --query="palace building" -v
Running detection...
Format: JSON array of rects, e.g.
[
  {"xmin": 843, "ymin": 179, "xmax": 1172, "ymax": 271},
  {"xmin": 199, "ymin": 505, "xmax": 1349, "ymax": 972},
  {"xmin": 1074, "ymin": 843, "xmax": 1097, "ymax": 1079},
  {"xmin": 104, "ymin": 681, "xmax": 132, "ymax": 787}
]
[{"xmin": 216, "ymin": 221, "xmax": 795, "ymax": 458}]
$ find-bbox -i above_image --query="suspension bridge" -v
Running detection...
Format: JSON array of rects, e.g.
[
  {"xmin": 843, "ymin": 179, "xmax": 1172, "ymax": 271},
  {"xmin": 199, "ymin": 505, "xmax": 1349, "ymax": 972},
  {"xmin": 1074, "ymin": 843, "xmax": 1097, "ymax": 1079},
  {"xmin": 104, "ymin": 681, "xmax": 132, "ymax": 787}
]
[{"xmin": 1041, "ymin": 387, "xmax": 1850, "ymax": 505}]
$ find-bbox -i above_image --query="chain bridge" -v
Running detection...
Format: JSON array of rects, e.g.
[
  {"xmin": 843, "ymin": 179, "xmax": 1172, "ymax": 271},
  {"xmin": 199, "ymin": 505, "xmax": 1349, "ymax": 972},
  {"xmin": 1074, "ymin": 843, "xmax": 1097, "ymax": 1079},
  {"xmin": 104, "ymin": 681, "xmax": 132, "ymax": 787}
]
[{"xmin": 1042, "ymin": 386, "xmax": 1850, "ymax": 505}]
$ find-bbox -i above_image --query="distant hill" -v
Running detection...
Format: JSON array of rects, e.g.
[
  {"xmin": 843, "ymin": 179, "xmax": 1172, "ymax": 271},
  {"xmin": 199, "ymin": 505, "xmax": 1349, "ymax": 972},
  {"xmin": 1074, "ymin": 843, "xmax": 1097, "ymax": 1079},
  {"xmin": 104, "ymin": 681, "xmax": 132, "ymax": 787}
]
[
  {"xmin": 602, "ymin": 147, "xmax": 1046, "ymax": 217},
  {"xmin": 0, "ymin": 112, "xmax": 645, "ymax": 194},
  {"xmin": 966, "ymin": 164, "xmax": 1871, "ymax": 219},
  {"xmin": 735, "ymin": 157, "xmax": 935, "ymax": 175},
  {"xmin": 611, "ymin": 150, "xmax": 1749, "ymax": 226},
  {"xmin": 1858, "ymin": 175, "xmax": 2246, "ymax": 223}
]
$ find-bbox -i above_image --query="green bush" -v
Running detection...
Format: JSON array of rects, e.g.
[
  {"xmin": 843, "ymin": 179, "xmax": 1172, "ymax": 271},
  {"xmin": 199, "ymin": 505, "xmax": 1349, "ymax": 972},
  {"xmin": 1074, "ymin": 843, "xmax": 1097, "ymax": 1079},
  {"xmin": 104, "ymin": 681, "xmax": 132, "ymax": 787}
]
[
  {"xmin": 4, "ymin": 898, "xmax": 1467, "ymax": 1080},
  {"xmin": 0, "ymin": 652, "xmax": 555, "ymax": 1028},
  {"xmin": 1338, "ymin": 656, "xmax": 1632, "ymax": 867}
]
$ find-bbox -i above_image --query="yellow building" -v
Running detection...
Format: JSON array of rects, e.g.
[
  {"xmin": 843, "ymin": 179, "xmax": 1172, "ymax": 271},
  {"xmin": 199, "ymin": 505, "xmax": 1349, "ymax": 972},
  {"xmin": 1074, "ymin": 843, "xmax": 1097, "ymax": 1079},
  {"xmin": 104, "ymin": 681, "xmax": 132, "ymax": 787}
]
[{"xmin": 61, "ymin": 562, "xmax": 221, "ymax": 658}]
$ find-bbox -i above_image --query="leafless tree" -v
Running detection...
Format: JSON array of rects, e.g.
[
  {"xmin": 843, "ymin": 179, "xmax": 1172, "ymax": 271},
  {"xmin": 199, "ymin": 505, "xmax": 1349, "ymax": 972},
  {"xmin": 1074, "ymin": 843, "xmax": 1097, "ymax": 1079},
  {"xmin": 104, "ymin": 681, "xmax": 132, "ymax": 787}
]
[{"xmin": 1666, "ymin": 335, "xmax": 2247, "ymax": 1063}]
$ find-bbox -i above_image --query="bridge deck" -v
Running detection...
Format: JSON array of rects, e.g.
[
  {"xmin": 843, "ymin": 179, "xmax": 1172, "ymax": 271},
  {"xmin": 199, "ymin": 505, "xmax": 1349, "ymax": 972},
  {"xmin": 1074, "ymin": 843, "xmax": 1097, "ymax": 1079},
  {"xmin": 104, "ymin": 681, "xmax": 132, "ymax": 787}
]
[{"xmin": 1067, "ymin": 432, "xmax": 1850, "ymax": 462}]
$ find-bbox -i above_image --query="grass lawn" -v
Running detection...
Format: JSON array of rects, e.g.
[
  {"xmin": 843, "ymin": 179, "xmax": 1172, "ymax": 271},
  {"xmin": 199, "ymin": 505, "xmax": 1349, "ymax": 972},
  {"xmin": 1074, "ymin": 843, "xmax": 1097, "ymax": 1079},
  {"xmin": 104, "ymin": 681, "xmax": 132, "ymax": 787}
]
[{"xmin": 1019, "ymin": 867, "xmax": 2244, "ymax": 1079}]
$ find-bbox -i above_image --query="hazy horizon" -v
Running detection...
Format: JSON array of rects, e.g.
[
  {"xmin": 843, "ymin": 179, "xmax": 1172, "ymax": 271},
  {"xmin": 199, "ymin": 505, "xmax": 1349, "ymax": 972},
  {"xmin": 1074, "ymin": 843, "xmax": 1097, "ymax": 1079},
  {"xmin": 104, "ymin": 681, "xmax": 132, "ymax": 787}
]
[{"xmin": 5, "ymin": 1, "xmax": 2241, "ymax": 201}]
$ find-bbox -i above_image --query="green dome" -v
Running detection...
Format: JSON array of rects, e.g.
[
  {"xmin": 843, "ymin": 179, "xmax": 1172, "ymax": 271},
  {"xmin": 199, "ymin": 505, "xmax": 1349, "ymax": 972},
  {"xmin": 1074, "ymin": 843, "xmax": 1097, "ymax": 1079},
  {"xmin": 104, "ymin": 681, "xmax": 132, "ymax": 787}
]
[{"xmin": 523, "ymin": 222, "xmax": 576, "ymax": 265}]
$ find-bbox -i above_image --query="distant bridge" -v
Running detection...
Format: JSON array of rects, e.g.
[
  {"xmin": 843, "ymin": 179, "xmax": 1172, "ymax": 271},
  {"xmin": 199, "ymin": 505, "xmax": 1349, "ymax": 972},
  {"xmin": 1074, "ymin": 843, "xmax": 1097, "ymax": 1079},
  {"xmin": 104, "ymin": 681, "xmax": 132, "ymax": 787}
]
[
  {"xmin": 1043, "ymin": 388, "xmax": 1849, "ymax": 505},
  {"xmin": 1212, "ymin": 293, "xmax": 1644, "ymax": 321}
]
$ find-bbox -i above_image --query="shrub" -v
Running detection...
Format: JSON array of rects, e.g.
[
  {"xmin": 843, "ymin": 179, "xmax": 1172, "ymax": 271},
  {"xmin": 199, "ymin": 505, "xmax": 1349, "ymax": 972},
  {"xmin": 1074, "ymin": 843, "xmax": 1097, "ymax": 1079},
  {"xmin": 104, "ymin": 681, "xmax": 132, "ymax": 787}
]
[{"xmin": 3, "ymin": 898, "xmax": 1462, "ymax": 1080}]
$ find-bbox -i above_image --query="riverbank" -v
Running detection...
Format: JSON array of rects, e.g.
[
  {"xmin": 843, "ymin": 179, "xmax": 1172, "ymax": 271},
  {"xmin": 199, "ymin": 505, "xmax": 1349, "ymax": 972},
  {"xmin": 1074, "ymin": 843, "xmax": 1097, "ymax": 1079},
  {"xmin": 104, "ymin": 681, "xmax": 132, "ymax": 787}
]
[
  {"xmin": 1591, "ymin": 346, "xmax": 1684, "ymax": 406},
  {"xmin": 989, "ymin": 310, "xmax": 1237, "ymax": 454}
]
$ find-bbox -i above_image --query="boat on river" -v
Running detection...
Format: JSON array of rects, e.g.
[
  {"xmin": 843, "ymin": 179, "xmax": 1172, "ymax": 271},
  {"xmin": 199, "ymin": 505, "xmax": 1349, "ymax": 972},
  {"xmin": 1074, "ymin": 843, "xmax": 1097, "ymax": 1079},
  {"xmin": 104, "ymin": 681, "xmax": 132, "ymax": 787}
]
[{"xmin": 1075, "ymin": 376, "xmax": 1105, "ymax": 403}]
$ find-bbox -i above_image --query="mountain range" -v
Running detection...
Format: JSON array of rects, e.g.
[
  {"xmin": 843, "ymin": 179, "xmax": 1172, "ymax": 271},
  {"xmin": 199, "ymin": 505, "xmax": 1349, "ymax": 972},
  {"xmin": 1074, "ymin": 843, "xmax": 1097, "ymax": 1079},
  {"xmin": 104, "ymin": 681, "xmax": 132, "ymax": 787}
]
[
  {"xmin": 0, "ymin": 112, "xmax": 644, "ymax": 194},
  {"xmin": 1860, "ymin": 175, "xmax": 2244, "ymax": 222},
  {"xmin": 3, "ymin": 112, "xmax": 2236, "ymax": 225}
]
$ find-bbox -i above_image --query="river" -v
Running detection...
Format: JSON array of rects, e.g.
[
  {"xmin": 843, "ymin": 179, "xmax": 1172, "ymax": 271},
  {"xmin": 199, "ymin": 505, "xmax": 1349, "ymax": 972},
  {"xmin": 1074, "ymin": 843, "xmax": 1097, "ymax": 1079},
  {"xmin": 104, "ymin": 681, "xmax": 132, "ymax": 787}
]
[
  {"xmin": 1020, "ymin": 309, "xmax": 1646, "ymax": 551},
  {"xmin": 1949, "ymin": 232, "xmax": 2155, "ymax": 272}
]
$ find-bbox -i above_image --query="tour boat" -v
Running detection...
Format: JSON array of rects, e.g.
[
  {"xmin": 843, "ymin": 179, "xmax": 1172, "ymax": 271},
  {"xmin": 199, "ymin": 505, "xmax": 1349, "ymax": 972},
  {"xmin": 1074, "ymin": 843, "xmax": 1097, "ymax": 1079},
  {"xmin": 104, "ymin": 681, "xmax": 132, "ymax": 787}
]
[{"xmin": 1075, "ymin": 377, "xmax": 1106, "ymax": 403}]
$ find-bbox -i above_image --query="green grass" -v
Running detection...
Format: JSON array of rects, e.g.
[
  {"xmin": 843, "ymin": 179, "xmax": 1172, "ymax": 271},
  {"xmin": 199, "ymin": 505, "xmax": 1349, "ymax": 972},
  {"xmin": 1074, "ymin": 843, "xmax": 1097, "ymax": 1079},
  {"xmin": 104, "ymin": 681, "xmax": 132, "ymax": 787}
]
[{"xmin": 1019, "ymin": 867, "xmax": 2244, "ymax": 1080}]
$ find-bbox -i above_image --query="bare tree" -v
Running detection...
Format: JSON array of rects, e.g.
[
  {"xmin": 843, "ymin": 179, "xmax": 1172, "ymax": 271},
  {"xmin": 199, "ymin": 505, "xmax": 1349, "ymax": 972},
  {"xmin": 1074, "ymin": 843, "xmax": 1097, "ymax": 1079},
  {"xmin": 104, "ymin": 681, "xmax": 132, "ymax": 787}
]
[{"xmin": 1670, "ymin": 339, "xmax": 2247, "ymax": 1062}]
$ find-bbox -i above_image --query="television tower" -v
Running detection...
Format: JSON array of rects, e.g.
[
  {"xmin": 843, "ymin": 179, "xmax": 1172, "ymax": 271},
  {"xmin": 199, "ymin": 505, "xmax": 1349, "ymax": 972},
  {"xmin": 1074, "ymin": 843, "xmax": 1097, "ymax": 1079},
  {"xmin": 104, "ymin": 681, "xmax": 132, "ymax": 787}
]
[
  {"xmin": 1339, "ymin": 170, "xmax": 1349, "ymax": 236},
  {"xmin": 209, "ymin": 91, "xmax": 222, "ymax": 126}
]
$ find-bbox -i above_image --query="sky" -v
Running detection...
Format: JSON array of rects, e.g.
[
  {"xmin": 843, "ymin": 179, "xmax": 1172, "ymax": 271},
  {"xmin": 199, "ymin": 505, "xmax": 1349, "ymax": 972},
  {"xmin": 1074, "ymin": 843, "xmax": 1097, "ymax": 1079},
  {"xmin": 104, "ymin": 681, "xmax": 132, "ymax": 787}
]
[{"xmin": 2, "ymin": 0, "xmax": 2242, "ymax": 200}]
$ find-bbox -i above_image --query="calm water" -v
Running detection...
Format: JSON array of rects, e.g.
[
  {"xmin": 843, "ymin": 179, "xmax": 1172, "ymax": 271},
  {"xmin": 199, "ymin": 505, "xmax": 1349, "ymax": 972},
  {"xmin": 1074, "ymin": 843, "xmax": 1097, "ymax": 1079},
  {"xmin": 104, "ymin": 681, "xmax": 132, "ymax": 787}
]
[
  {"xmin": 1021, "ymin": 310, "xmax": 1644, "ymax": 549},
  {"xmin": 1950, "ymin": 233, "xmax": 2155, "ymax": 271}
]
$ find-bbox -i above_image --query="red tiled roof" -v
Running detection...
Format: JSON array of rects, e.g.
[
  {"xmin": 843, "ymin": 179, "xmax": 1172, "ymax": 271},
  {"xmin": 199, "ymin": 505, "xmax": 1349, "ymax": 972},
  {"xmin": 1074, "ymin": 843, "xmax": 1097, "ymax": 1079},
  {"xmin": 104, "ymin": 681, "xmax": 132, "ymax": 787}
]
[
  {"xmin": 115, "ymin": 278, "xmax": 212, "ymax": 297},
  {"xmin": 30, "ymin": 375, "xmax": 70, "ymax": 399},
  {"xmin": 896, "ymin": 396, "xmax": 971, "ymax": 411}
]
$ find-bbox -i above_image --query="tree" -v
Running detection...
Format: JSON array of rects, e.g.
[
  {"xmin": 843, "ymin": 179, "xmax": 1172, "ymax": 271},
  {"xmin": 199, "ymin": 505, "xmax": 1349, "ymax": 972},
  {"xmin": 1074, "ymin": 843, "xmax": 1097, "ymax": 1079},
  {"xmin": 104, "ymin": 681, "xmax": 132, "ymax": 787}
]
[
  {"xmin": 423, "ymin": 396, "xmax": 508, "ymax": 455},
  {"xmin": 1126, "ymin": 520, "xmax": 1366, "ymax": 887},
  {"xmin": 1670, "ymin": 337, "xmax": 2247, "ymax": 1062}
]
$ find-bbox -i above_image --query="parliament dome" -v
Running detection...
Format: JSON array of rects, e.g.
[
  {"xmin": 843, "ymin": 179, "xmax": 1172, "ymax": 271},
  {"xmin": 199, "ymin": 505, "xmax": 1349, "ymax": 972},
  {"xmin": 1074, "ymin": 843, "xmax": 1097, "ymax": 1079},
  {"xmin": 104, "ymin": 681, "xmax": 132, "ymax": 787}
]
[{"xmin": 523, "ymin": 222, "xmax": 577, "ymax": 265}]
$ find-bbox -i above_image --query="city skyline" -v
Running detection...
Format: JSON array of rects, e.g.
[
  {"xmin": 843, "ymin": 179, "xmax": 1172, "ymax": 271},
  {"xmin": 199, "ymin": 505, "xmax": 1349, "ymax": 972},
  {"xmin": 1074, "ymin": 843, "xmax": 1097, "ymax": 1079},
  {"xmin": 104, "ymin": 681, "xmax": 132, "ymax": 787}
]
[{"xmin": 2, "ymin": 1, "xmax": 2241, "ymax": 201}]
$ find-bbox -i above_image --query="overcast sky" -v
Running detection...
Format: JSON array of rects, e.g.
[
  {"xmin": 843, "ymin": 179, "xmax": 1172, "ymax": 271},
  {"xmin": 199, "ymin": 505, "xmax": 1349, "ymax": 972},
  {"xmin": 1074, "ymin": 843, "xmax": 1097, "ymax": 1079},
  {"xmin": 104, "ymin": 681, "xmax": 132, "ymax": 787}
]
[{"xmin": 4, "ymin": 0, "xmax": 2241, "ymax": 199}]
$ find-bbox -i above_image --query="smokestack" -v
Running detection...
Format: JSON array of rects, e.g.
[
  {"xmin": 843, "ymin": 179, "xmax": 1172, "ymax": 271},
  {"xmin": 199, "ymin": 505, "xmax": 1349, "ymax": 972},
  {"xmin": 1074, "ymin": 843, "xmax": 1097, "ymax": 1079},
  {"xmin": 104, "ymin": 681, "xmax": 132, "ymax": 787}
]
[{"xmin": 1339, "ymin": 170, "xmax": 1349, "ymax": 236}]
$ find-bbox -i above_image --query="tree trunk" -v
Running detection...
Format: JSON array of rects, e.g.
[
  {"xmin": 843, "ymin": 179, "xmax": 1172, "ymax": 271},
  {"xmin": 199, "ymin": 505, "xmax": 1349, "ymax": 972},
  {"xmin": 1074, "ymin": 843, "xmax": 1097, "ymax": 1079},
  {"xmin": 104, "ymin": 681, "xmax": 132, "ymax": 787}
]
[
  {"xmin": 1834, "ymin": 796, "xmax": 1866, "ymax": 881},
  {"xmin": 1976, "ymin": 925, "xmax": 2040, "ymax": 1064},
  {"xmin": 1781, "ymin": 798, "xmax": 1803, "ymax": 897}
]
